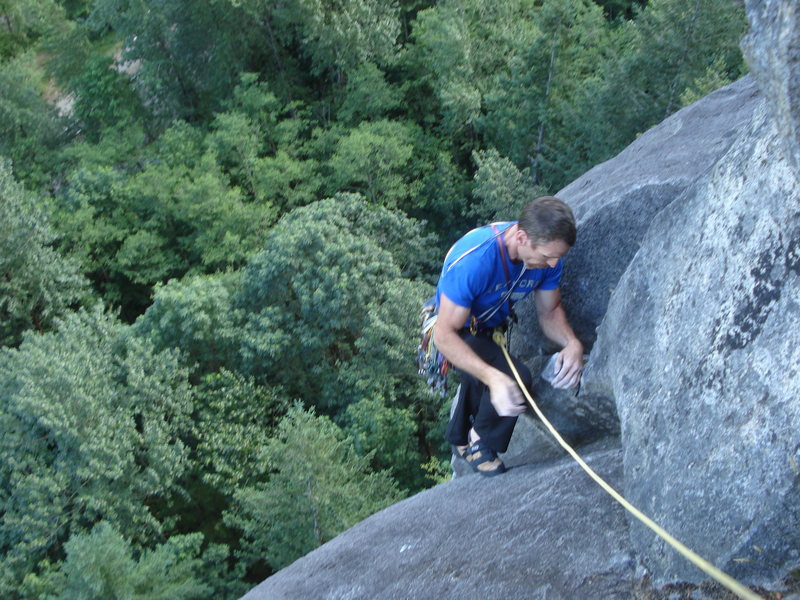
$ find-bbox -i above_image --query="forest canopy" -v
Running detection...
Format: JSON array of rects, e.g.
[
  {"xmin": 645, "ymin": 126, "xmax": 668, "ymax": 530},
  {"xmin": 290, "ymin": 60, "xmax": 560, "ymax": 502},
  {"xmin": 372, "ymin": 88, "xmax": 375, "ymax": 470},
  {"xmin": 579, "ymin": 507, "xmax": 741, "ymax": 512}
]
[{"xmin": 0, "ymin": 0, "xmax": 748, "ymax": 596}]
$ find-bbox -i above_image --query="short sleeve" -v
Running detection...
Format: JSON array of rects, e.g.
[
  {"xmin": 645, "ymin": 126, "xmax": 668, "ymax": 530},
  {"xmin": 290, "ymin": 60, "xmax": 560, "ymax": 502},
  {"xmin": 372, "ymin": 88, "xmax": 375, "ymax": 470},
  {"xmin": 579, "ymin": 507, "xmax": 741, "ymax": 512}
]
[
  {"xmin": 538, "ymin": 259, "xmax": 563, "ymax": 290},
  {"xmin": 438, "ymin": 251, "xmax": 492, "ymax": 309}
]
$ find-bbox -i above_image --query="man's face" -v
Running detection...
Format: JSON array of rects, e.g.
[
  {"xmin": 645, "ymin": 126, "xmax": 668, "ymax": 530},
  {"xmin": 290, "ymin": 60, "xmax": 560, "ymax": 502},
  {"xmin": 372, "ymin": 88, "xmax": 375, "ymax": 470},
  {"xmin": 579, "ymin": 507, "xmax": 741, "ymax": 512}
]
[{"xmin": 518, "ymin": 238, "xmax": 570, "ymax": 269}]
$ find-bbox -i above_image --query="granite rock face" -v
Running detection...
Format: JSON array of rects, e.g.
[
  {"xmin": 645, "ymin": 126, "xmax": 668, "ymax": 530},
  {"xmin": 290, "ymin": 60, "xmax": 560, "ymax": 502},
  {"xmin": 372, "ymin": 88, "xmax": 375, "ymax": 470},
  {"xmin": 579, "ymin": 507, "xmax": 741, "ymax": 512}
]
[
  {"xmin": 513, "ymin": 76, "xmax": 762, "ymax": 359},
  {"xmin": 741, "ymin": 0, "xmax": 800, "ymax": 174},
  {"xmin": 573, "ymin": 0, "xmax": 800, "ymax": 584},
  {"xmin": 583, "ymin": 94, "xmax": 800, "ymax": 586},
  {"xmin": 512, "ymin": 77, "xmax": 763, "ymax": 451},
  {"xmin": 242, "ymin": 448, "xmax": 639, "ymax": 600}
]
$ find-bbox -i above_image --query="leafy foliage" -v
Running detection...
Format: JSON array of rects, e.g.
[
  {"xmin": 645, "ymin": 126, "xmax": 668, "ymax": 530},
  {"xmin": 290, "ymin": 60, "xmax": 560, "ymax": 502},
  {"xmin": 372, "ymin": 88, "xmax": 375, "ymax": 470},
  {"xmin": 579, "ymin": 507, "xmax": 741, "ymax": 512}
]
[
  {"xmin": 328, "ymin": 119, "xmax": 420, "ymax": 208},
  {"xmin": 226, "ymin": 403, "xmax": 402, "ymax": 571},
  {"xmin": 0, "ymin": 55, "xmax": 63, "ymax": 186},
  {"xmin": 53, "ymin": 523, "xmax": 210, "ymax": 600},
  {"xmin": 566, "ymin": 0, "xmax": 748, "ymax": 181},
  {"xmin": 67, "ymin": 54, "xmax": 144, "ymax": 142},
  {"xmin": 0, "ymin": 159, "xmax": 87, "ymax": 346},
  {"xmin": 481, "ymin": 0, "xmax": 610, "ymax": 188},
  {"xmin": 88, "ymin": 0, "xmax": 259, "ymax": 122},
  {"xmin": 193, "ymin": 370, "xmax": 289, "ymax": 492},
  {"xmin": 0, "ymin": 308, "xmax": 193, "ymax": 597},
  {"xmin": 235, "ymin": 194, "xmax": 435, "ymax": 409},
  {"xmin": 471, "ymin": 148, "xmax": 546, "ymax": 223},
  {"xmin": 132, "ymin": 272, "xmax": 241, "ymax": 376},
  {"xmin": 267, "ymin": 0, "xmax": 402, "ymax": 81},
  {"xmin": 343, "ymin": 396, "xmax": 423, "ymax": 491}
]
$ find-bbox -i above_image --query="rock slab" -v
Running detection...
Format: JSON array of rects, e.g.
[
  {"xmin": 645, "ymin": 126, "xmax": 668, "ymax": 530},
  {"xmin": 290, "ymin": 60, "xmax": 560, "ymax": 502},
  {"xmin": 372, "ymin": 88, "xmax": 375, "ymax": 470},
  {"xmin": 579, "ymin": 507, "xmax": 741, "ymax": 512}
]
[{"xmin": 242, "ymin": 448, "xmax": 639, "ymax": 600}]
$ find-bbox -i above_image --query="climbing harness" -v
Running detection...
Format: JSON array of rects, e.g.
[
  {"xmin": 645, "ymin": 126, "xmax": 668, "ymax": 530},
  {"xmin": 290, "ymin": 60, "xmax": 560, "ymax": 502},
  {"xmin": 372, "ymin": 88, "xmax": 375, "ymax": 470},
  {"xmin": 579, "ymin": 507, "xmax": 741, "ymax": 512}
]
[{"xmin": 491, "ymin": 330, "xmax": 761, "ymax": 600}]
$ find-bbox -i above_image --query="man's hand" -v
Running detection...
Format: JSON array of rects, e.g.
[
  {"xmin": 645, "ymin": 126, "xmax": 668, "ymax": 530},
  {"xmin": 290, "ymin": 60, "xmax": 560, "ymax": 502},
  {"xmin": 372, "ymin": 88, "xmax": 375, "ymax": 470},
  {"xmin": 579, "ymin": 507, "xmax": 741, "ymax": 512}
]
[
  {"xmin": 551, "ymin": 339, "xmax": 583, "ymax": 389},
  {"xmin": 487, "ymin": 371, "xmax": 527, "ymax": 416},
  {"xmin": 434, "ymin": 293, "xmax": 527, "ymax": 416}
]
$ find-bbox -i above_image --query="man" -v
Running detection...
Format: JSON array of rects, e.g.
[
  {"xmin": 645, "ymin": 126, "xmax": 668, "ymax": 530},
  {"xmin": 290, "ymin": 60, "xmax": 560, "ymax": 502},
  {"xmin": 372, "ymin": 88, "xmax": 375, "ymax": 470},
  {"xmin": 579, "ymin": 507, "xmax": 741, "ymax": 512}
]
[{"xmin": 434, "ymin": 196, "xmax": 583, "ymax": 476}]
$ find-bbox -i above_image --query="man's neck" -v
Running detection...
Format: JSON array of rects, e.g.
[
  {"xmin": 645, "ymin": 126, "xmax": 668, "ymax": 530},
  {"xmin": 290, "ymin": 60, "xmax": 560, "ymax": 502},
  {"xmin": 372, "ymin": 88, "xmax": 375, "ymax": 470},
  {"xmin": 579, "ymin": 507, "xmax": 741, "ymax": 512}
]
[{"xmin": 503, "ymin": 224, "xmax": 521, "ymax": 262}]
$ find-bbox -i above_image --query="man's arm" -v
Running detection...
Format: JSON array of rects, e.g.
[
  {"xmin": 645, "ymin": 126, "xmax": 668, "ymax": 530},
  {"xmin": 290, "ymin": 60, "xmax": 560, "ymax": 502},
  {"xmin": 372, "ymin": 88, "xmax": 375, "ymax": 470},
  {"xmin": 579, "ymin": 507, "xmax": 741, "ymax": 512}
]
[
  {"xmin": 433, "ymin": 293, "xmax": 526, "ymax": 417},
  {"xmin": 533, "ymin": 288, "xmax": 583, "ymax": 389}
]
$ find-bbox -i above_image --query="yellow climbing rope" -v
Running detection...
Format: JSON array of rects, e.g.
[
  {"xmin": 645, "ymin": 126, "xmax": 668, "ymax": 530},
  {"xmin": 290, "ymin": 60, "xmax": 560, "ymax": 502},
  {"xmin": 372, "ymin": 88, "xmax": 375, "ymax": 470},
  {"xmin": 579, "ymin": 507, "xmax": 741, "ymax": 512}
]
[{"xmin": 491, "ymin": 330, "xmax": 761, "ymax": 600}]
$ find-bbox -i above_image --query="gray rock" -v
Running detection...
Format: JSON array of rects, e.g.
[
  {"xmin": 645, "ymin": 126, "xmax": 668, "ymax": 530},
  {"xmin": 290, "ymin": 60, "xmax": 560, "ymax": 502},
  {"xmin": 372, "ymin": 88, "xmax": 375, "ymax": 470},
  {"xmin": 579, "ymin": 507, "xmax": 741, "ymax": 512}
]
[
  {"xmin": 509, "ymin": 76, "xmax": 764, "ymax": 473},
  {"xmin": 529, "ymin": 352, "xmax": 620, "ymax": 446},
  {"xmin": 241, "ymin": 448, "xmax": 640, "ymax": 600},
  {"xmin": 741, "ymin": 0, "xmax": 800, "ymax": 175},
  {"xmin": 513, "ymin": 76, "xmax": 762, "ymax": 359},
  {"xmin": 582, "ymin": 97, "xmax": 800, "ymax": 585}
]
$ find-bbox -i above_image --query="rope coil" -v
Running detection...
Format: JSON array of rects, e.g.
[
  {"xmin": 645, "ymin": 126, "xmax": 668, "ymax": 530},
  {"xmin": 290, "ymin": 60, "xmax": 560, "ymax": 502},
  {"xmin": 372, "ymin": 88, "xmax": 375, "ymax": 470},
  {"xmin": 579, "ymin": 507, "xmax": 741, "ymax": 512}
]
[{"xmin": 491, "ymin": 330, "xmax": 761, "ymax": 600}]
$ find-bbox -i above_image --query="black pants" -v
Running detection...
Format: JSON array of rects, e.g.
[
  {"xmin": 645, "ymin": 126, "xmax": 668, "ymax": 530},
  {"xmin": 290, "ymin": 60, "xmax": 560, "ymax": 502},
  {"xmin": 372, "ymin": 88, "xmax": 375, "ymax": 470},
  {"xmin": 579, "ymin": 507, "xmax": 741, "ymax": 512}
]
[{"xmin": 445, "ymin": 330, "xmax": 533, "ymax": 454}]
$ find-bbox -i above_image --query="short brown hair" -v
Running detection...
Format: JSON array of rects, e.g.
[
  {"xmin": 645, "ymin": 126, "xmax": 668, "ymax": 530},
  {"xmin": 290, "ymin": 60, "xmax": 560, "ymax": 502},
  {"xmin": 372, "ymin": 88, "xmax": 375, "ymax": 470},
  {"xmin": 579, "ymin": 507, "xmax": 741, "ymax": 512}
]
[{"xmin": 518, "ymin": 196, "xmax": 576, "ymax": 246}]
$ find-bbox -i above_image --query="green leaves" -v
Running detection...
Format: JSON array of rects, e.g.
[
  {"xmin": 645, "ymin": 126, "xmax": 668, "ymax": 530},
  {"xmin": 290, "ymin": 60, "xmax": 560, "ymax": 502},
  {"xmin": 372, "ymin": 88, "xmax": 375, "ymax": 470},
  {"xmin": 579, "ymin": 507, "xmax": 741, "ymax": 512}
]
[
  {"xmin": 54, "ymin": 523, "xmax": 211, "ymax": 600},
  {"xmin": 227, "ymin": 403, "xmax": 402, "ymax": 571},
  {"xmin": 0, "ymin": 308, "xmax": 193, "ymax": 596},
  {"xmin": 471, "ymin": 148, "xmax": 545, "ymax": 223},
  {"xmin": 67, "ymin": 54, "xmax": 144, "ymax": 142},
  {"xmin": 0, "ymin": 160, "xmax": 87, "ymax": 347},
  {"xmin": 0, "ymin": 55, "xmax": 63, "ymax": 186},
  {"xmin": 235, "ymin": 194, "xmax": 435, "ymax": 409},
  {"xmin": 271, "ymin": 0, "xmax": 402, "ymax": 79},
  {"xmin": 567, "ymin": 0, "xmax": 748, "ymax": 178},
  {"xmin": 329, "ymin": 120, "xmax": 420, "ymax": 208}
]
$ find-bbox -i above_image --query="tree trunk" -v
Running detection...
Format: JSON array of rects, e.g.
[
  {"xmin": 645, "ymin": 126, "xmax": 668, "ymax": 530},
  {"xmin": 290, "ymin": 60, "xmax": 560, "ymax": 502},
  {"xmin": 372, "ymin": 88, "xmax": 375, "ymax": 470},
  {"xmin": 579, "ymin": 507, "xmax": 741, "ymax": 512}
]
[{"xmin": 532, "ymin": 20, "xmax": 561, "ymax": 185}]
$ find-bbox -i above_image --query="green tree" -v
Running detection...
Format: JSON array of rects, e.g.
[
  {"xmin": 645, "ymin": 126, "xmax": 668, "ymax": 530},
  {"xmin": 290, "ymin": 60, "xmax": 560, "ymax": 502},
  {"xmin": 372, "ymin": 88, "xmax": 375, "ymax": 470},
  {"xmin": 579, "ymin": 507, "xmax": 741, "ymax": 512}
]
[
  {"xmin": 205, "ymin": 74, "xmax": 321, "ymax": 211},
  {"xmin": 132, "ymin": 272, "xmax": 241, "ymax": 377},
  {"xmin": 88, "ymin": 0, "xmax": 262, "ymax": 121},
  {"xmin": 482, "ymin": 0, "xmax": 609, "ymax": 189},
  {"xmin": 193, "ymin": 370, "xmax": 289, "ymax": 492},
  {"xmin": 0, "ymin": 308, "xmax": 193, "ymax": 597},
  {"xmin": 52, "ymin": 523, "xmax": 210, "ymax": 600},
  {"xmin": 53, "ymin": 129, "xmax": 273, "ymax": 317},
  {"xmin": 343, "ymin": 396, "xmax": 424, "ymax": 491},
  {"xmin": 67, "ymin": 54, "xmax": 144, "ymax": 143},
  {"xmin": 0, "ymin": 55, "xmax": 63, "ymax": 186},
  {"xmin": 226, "ymin": 403, "xmax": 402, "ymax": 571},
  {"xmin": 335, "ymin": 62, "xmax": 402, "ymax": 125},
  {"xmin": 268, "ymin": 0, "xmax": 401, "ymax": 83},
  {"xmin": 569, "ymin": 0, "xmax": 747, "ymax": 176},
  {"xmin": 412, "ymin": 148, "xmax": 471, "ymax": 241},
  {"xmin": 405, "ymin": 0, "xmax": 538, "ymax": 140},
  {"xmin": 0, "ymin": 159, "xmax": 87, "ymax": 347},
  {"xmin": 328, "ymin": 119, "xmax": 420, "ymax": 208},
  {"xmin": 591, "ymin": 0, "xmax": 646, "ymax": 20},
  {"xmin": 234, "ymin": 194, "xmax": 437, "ymax": 410},
  {"xmin": 470, "ymin": 148, "xmax": 545, "ymax": 223},
  {"xmin": 0, "ymin": 0, "xmax": 65, "ymax": 58}
]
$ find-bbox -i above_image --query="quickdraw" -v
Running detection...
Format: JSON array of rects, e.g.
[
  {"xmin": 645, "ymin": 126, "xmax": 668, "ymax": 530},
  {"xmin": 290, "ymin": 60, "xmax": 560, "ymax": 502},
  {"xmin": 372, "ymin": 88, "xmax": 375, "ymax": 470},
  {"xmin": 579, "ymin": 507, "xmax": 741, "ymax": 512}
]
[{"xmin": 417, "ymin": 300, "xmax": 449, "ymax": 396}]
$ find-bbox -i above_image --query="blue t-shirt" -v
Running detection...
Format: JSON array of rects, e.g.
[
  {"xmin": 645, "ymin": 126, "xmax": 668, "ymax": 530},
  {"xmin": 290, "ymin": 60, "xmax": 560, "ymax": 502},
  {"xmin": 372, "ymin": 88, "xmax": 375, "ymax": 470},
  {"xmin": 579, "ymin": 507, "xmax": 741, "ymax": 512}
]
[{"xmin": 435, "ymin": 222, "xmax": 562, "ymax": 329}]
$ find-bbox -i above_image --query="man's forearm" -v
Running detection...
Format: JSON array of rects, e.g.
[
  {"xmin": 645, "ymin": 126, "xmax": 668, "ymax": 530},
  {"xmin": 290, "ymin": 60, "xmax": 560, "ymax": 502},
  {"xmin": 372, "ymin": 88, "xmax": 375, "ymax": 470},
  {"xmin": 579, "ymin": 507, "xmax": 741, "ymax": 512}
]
[
  {"xmin": 433, "ymin": 320, "xmax": 527, "ymax": 417},
  {"xmin": 537, "ymin": 304, "xmax": 582, "ymax": 350},
  {"xmin": 434, "ymin": 323, "xmax": 501, "ymax": 387}
]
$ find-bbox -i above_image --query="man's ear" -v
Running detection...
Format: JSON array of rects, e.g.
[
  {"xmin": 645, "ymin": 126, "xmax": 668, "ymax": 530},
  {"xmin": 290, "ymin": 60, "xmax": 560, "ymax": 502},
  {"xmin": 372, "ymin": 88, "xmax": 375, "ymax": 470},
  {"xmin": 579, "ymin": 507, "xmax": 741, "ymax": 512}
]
[{"xmin": 515, "ymin": 228, "xmax": 529, "ymax": 247}]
